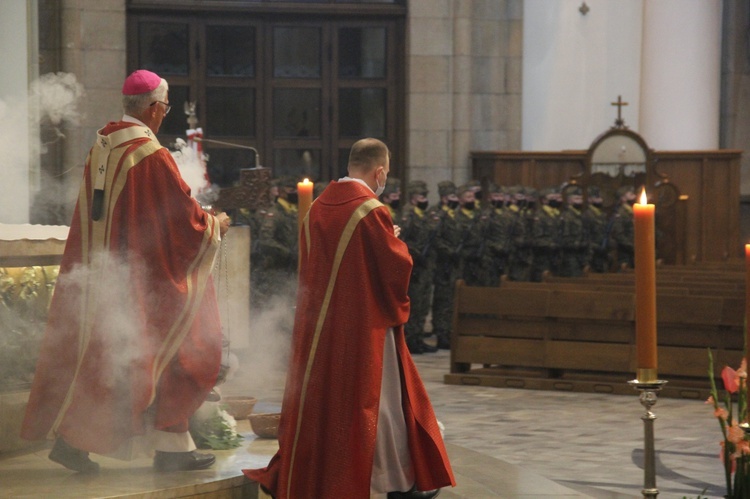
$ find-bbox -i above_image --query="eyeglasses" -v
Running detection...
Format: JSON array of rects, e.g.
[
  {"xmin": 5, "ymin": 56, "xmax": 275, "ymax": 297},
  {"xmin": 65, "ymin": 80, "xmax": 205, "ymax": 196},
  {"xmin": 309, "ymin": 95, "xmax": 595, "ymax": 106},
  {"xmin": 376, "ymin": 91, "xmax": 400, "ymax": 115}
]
[{"xmin": 150, "ymin": 101, "xmax": 171, "ymax": 115}]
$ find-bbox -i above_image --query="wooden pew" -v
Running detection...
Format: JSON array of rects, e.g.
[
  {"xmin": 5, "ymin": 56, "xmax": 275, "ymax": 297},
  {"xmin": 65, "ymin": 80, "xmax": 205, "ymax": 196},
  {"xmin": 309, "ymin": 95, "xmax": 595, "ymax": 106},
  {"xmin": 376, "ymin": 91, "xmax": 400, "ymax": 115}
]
[{"xmin": 445, "ymin": 278, "xmax": 743, "ymax": 399}]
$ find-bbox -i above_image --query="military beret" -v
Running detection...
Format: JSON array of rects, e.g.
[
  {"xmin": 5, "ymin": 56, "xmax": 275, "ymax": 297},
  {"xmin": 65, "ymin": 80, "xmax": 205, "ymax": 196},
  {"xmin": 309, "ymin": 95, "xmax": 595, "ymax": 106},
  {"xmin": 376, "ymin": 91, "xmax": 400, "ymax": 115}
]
[
  {"xmin": 617, "ymin": 185, "xmax": 635, "ymax": 197},
  {"xmin": 487, "ymin": 182, "xmax": 502, "ymax": 193},
  {"xmin": 565, "ymin": 186, "xmax": 582, "ymax": 197},
  {"xmin": 437, "ymin": 180, "xmax": 457, "ymax": 197},
  {"xmin": 587, "ymin": 186, "xmax": 601, "ymax": 197},
  {"xmin": 276, "ymin": 175, "xmax": 298, "ymax": 189},
  {"xmin": 407, "ymin": 180, "xmax": 428, "ymax": 196},
  {"xmin": 382, "ymin": 177, "xmax": 401, "ymax": 195}
]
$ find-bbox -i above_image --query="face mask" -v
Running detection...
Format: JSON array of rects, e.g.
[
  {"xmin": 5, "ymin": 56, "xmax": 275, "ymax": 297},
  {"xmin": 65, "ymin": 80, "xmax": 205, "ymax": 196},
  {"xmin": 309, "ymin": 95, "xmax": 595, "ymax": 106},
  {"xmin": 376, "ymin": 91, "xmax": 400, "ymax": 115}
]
[
  {"xmin": 375, "ymin": 171, "xmax": 386, "ymax": 197},
  {"xmin": 287, "ymin": 192, "xmax": 299, "ymax": 204},
  {"xmin": 447, "ymin": 200, "xmax": 459, "ymax": 210},
  {"xmin": 417, "ymin": 200, "xmax": 429, "ymax": 211},
  {"xmin": 463, "ymin": 201, "xmax": 475, "ymax": 211},
  {"xmin": 548, "ymin": 200, "xmax": 561, "ymax": 209},
  {"xmin": 572, "ymin": 203, "xmax": 583, "ymax": 210},
  {"xmin": 526, "ymin": 201, "xmax": 536, "ymax": 210},
  {"xmin": 388, "ymin": 199, "xmax": 401, "ymax": 210},
  {"xmin": 474, "ymin": 191, "xmax": 483, "ymax": 200},
  {"xmin": 492, "ymin": 200, "xmax": 504, "ymax": 209}
]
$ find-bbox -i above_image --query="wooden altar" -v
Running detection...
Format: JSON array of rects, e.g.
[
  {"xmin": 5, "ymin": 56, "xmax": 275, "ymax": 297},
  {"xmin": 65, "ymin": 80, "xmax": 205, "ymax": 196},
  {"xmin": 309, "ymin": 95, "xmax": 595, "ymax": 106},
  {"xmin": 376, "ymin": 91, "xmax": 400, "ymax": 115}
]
[{"xmin": 471, "ymin": 148, "xmax": 743, "ymax": 263}]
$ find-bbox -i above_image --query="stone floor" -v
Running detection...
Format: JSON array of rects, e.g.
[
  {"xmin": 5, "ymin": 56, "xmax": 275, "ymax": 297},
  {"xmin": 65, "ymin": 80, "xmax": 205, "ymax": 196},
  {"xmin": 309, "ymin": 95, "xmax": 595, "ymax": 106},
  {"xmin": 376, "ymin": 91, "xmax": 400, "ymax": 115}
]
[{"xmin": 0, "ymin": 348, "xmax": 727, "ymax": 498}]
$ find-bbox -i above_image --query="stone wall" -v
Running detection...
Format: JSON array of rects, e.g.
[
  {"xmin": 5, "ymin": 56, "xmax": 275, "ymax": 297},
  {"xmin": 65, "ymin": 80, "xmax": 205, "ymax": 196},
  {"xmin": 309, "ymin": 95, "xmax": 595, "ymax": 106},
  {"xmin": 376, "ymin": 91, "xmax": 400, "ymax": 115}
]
[{"xmin": 406, "ymin": 0, "xmax": 523, "ymax": 201}]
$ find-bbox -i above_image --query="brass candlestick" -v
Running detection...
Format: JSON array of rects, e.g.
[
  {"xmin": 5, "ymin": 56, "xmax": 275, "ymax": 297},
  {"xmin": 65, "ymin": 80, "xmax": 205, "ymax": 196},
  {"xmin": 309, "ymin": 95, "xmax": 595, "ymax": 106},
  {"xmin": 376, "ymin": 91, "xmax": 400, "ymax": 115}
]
[{"xmin": 628, "ymin": 378, "xmax": 668, "ymax": 499}]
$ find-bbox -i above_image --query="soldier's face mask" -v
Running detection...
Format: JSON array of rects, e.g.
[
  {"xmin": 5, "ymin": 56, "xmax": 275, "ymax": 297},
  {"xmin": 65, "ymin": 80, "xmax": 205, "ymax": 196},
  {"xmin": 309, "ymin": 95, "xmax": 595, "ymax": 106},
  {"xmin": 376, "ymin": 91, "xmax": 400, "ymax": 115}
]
[
  {"xmin": 463, "ymin": 201, "xmax": 475, "ymax": 211},
  {"xmin": 287, "ymin": 191, "xmax": 299, "ymax": 204},
  {"xmin": 417, "ymin": 200, "xmax": 429, "ymax": 211},
  {"xmin": 447, "ymin": 200, "xmax": 459, "ymax": 210}
]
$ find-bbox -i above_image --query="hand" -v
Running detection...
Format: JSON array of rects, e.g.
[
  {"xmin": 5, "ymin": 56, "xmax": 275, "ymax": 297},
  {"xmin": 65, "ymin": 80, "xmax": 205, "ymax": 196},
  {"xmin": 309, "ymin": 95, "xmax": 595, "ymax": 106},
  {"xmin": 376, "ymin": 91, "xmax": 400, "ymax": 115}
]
[
  {"xmin": 393, "ymin": 224, "xmax": 401, "ymax": 238},
  {"xmin": 217, "ymin": 212, "xmax": 231, "ymax": 236}
]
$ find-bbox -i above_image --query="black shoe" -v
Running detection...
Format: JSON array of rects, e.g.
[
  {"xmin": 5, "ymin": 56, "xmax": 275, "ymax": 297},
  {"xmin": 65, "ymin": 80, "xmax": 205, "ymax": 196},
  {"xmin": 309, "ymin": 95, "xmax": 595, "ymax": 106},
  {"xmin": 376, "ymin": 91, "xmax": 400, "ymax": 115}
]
[
  {"xmin": 407, "ymin": 339, "xmax": 424, "ymax": 354},
  {"xmin": 48, "ymin": 438, "xmax": 100, "ymax": 474},
  {"xmin": 153, "ymin": 450, "xmax": 216, "ymax": 471},
  {"xmin": 387, "ymin": 486, "xmax": 441, "ymax": 499},
  {"xmin": 436, "ymin": 338, "xmax": 451, "ymax": 350},
  {"xmin": 420, "ymin": 341, "xmax": 438, "ymax": 353}
]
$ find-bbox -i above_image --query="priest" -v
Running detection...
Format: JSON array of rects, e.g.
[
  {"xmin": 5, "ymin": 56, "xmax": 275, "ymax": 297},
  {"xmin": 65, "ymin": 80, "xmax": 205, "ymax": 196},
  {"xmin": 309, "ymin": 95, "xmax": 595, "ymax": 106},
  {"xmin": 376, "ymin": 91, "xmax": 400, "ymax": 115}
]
[
  {"xmin": 21, "ymin": 69, "xmax": 230, "ymax": 473},
  {"xmin": 244, "ymin": 138, "xmax": 455, "ymax": 498}
]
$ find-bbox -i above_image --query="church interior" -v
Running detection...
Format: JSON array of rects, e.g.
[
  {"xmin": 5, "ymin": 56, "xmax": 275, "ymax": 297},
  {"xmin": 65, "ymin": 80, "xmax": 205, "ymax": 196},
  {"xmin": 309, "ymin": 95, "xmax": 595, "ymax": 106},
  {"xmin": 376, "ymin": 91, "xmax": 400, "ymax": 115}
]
[{"xmin": 1, "ymin": 0, "xmax": 750, "ymax": 497}]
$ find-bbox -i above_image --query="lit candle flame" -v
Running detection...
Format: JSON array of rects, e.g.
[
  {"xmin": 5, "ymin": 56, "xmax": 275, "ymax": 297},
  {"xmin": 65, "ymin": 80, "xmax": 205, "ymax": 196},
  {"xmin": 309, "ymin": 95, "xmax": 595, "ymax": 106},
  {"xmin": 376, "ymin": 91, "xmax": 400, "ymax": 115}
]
[
  {"xmin": 639, "ymin": 187, "xmax": 647, "ymax": 205},
  {"xmin": 302, "ymin": 178, "xmax": 310, "ymax": 184}
]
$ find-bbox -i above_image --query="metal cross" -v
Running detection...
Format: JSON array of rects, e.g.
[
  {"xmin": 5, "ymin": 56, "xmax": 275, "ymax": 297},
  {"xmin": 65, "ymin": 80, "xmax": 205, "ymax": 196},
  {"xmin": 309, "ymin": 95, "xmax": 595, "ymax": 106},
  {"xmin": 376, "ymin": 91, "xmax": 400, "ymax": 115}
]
[{"xmin": 611, "ymin": 95, "xmax": 629, "ymax": 128}]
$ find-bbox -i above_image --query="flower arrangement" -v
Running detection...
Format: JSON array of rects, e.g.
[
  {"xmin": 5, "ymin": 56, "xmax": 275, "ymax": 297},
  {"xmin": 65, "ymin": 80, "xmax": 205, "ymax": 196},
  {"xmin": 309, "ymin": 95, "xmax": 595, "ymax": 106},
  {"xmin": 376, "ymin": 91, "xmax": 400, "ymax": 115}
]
[
  {"xmin": 707, "ymin": 349, "xmax": 750, "ymax": 498},
  {"xmin": 190, "ymin": 404, "xmax": 244, "ymax": 450}
]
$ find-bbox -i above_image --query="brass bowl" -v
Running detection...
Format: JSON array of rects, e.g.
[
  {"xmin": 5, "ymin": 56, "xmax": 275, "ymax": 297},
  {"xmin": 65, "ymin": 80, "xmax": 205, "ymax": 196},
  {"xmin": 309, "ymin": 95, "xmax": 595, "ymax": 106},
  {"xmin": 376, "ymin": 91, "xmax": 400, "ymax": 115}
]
[
  {"xmin": 249, "ymin": 412, "xmax": 281, "ymax": 439},
  {"xmin": 222, "ymin": 396, "xmax": 258, "ymax": 420}
]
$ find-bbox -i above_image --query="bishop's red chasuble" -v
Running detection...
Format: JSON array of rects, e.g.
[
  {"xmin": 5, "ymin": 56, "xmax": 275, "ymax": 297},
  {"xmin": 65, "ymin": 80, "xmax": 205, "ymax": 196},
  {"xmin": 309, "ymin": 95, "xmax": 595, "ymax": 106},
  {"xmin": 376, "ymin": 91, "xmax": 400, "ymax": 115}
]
[
  {"xmin": 21, "ymin": 121, "xmax": 222, "ymax": 454},
  {"xmin": 245, "ymin": 180, "xmax": 455, "ymax": 498}
]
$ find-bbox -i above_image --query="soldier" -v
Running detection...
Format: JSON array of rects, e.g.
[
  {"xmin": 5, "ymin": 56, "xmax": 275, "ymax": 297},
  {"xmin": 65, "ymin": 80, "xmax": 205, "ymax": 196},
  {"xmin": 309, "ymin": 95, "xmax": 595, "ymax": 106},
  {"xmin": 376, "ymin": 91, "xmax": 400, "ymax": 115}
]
[
  {"xmin": 611, "ymin": 185, "xmax": 636, "ymax": 270},
  {"xmin": 455, "ymin": 184, "xmax": 485, "ymax": 286},
  {"xmin": 530, "ymin": 187, "xmax": 561, "ymax": 282},
  {"xmin": 430, "ymin": 180, "xmax": 461, "ymax": 350},
  {"xmin": 465, "ymin": 178, "xmax": 483, "ymax": 208},
  {"xmin": 400, "ymin": 180, "xmax": 437, "ymax": 354},
  {"xmin": 482, "ymin": 183, "xmax": 514, "ymax": 286},
  {"xmin": 506, "ymin": 186, "xmax": 532, "ymax": 281},
  {"xmin": 379, "ymin": 176, "xmax": 401, "ymax": 222},
  {"xmin": 558, "ymin": 186, "xmax": 587, "ymax": 277},
  {"xmin": 582, "ymin": 186, "xmax": 610, "ymax": 272},
  {"xmin": 254, "ymin": 175, "xmax": 299, "ymax": 308}
]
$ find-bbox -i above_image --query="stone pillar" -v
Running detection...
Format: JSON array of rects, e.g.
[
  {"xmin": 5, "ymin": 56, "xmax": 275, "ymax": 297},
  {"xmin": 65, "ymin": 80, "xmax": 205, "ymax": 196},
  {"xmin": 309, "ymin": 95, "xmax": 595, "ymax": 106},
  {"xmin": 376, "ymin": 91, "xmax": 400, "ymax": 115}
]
[{"xmin": 639, "ymin": 0, "xmax": 722, "ymax": 149}]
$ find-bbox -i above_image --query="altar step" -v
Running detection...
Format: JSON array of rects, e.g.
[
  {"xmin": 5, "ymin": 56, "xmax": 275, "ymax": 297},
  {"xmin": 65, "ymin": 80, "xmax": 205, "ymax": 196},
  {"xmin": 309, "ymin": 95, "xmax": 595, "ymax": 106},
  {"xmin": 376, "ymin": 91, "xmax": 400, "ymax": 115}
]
[
  {"xmin": 0, "ymin": 423, "xmax": 618, "ymax": 498},
  {"xmin": 445, "ymin": 367, "xmax": 711, "ymax": 401}
]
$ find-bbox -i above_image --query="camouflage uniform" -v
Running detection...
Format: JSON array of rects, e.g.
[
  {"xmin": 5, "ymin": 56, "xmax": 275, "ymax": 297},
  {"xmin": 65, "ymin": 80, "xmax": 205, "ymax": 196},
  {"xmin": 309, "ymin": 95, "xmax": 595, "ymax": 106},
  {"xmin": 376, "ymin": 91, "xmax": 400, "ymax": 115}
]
[
  {"xmin": 400, "ymin": 180, "xmax": 436, "ymax": 353},
  {"xmin": 507, "ymin": 186, "xmax": 533, "ymax": 281},
  {"xmin": 482, "ymin": 185, "xmax": 514, "ymax": 286},
  {"xmin": 558, "ymin": 189, "xmax": 587, "ymax": 277},
  {"xmin": 530, "ymin": 188, "xmax": 561, "ymax": 282},
  {"xmin": 582, "ymin": 186, "xmax": 610, "ymax": 272},
  {"xmin": 455, "ymin": 188, "xmax": 485, "ymax": 287},
  {"xmin": 429, "ymin": 181, "xmax": 461, "ymax": 349},
  {"xmin": 611, "ymin": 202, "xmax": 635, "ymax": 269}
]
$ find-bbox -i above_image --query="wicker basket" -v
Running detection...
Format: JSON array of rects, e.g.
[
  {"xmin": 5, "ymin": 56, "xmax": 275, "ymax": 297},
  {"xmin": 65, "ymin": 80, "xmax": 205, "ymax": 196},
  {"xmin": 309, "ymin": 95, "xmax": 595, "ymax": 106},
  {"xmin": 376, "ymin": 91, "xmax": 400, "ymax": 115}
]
[
  {"xmin": 222, "ymin": 396, "xmax": 258, "ymax": 420},
  {"xmin": 249, "ymin": 412, "xmax": 281, "ymax": 439}
]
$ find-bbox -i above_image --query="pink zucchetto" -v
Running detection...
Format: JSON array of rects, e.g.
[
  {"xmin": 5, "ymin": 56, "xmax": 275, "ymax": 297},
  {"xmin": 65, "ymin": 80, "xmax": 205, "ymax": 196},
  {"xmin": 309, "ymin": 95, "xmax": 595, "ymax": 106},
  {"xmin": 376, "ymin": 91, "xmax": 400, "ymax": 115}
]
[{"xmin": 122, "ymin": 69, "xmax": 161, "ymax": 95}]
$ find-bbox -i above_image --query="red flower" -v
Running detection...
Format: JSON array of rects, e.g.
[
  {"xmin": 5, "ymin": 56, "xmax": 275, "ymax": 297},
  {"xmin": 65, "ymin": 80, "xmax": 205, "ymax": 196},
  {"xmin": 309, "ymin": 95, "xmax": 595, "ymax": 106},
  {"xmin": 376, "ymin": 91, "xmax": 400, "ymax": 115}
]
[{"xmin": 722, "ymin": 365, "xmax": 740, "ymax": 394}]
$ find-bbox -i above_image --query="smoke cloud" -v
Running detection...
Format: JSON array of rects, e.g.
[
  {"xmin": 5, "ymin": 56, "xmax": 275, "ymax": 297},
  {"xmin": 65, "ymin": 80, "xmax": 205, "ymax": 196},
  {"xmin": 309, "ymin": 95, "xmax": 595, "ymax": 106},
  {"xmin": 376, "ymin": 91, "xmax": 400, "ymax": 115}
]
[{"xmin": 0, "ymin": 71, "xmax": 84, "ymax": 224}]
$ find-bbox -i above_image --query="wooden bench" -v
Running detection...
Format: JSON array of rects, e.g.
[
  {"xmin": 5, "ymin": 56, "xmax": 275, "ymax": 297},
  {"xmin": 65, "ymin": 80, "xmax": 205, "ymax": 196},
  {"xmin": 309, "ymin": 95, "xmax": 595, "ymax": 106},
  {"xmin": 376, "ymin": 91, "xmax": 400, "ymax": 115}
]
[{"xmin": 445, "ymin": 277, "xmax": 744, "ymax": 399}]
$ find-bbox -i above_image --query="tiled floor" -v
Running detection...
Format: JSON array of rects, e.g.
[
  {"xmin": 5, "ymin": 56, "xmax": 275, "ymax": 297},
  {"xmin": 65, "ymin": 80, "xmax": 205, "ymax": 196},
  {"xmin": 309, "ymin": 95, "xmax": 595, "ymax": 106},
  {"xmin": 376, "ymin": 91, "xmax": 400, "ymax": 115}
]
[{"xmin": 0, "ymin": 348, "xmax": 726, "ymax": 498}]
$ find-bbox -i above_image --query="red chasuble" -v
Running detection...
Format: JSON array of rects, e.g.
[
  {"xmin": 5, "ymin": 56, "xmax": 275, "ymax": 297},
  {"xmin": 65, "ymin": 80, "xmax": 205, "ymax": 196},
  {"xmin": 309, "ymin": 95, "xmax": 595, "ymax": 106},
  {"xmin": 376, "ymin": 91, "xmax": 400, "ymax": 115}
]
[
  {"xmin": 21, "ymin": 121, "xmax": 222, "ymax": 454},
  {"xmin": 245, "ymin": 181, "xmax": 455, "ymax": 498}
]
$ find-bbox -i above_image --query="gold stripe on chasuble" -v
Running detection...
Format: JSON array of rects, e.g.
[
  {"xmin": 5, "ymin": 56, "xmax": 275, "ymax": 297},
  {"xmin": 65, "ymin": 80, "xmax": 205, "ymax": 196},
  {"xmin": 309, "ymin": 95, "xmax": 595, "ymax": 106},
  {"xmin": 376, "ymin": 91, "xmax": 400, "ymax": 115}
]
[
  {"xmin": 51, "ymin": 139, "xmax": 167, "ymax": 433},
  {"xmin": 150, "ymin": 212, "xmax": 221, "ymax": 405},
  {"xmin": 287, "ymin": 197, "xmax": 383, "ymax": 492}
]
